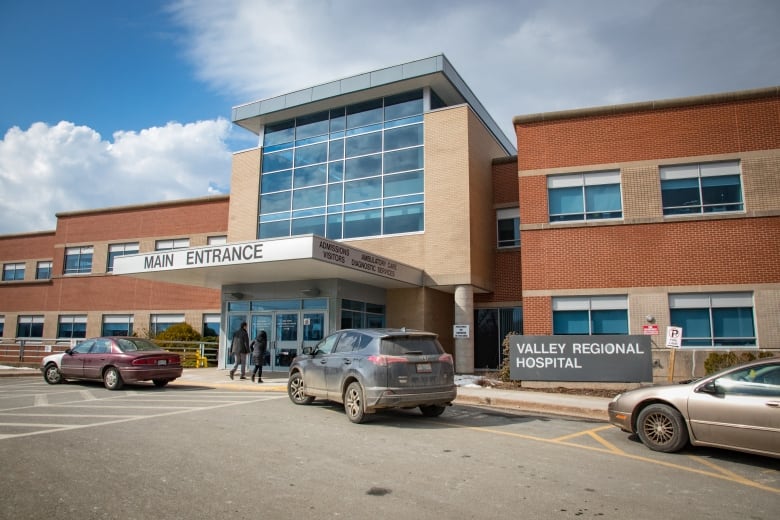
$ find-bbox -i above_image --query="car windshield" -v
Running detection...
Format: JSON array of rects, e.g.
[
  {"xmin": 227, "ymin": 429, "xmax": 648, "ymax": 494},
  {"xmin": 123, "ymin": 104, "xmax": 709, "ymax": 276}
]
[
  {"xmin": 380, "ymin": 336, "xmax": 443, "ymax": 356},
  {"xmin": 116, "ymin": 338, "xmax": 164, "ymax": 353}
]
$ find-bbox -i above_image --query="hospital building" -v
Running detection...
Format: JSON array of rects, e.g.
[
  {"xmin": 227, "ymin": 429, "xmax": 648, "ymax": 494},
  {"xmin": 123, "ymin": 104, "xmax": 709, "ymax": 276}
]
[{"xmin": 1, "ymin": 56, "xmax": 778, "ymax": 380}]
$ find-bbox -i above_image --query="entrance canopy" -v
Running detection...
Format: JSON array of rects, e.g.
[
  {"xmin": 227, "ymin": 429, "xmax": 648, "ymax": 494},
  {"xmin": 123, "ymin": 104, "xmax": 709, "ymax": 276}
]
[{"xmin": 113, "ymin": 235, "xmax": 423, "ymax": 290}]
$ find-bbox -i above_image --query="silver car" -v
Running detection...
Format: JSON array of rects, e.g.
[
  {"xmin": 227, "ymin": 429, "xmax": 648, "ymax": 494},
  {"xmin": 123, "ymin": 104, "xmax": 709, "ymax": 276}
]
[
  {"xmin": 287, "ymin": 328, "xmax": 457, "ymax": 423},
  {"xmin": 608, "ymin": 357, "xmax": 780, "ymax": 458}
]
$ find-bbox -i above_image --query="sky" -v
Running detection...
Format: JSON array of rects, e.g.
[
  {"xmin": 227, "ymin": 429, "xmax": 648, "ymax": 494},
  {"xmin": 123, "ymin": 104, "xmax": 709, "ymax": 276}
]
[{"xmin": 1, "ymin": 0, "xmax": 779, "ymax": 235}]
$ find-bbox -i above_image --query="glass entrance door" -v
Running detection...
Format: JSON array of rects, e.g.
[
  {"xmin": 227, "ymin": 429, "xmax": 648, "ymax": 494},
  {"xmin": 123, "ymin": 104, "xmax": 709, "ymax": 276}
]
[
  {"xmin": 274, "ymin": 313, "xmax": 299, "ymax": 370},
  {"xmin": 244, "ymin": 310, "xmax": 327, "ymax": 372},
  {"xmin": 250, "ymin": 314, "xmax": 273, "ymax": 371}
]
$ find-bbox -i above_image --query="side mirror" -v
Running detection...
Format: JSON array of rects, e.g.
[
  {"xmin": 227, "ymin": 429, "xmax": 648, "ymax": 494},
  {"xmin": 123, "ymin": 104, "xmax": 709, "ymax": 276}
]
[
  {"xmin": 698, "ymin": 380, "xmax": 723, "ymax": 395},
  {"xmin": 302, "ymin": 346, "xmax": 314, "ymax": 355},
  {"xmin": 65, "ymin": 348, "xmax": 73, "ymax": 355}
]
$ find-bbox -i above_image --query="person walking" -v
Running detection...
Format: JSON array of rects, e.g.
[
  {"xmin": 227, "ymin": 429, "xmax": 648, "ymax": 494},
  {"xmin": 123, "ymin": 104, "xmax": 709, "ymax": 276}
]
[
  {"xmin": 250, "ymin": 330, "xmax": 268, "ymax": 383},
  {"xmin": 229, "ymin": 321, "xmax": 250, "ymax": 380}
]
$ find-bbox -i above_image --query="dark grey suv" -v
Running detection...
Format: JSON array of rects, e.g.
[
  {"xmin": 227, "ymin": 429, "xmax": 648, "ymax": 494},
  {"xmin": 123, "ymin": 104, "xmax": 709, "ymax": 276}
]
[{"xmin": 287, "ymin": 328, "xmax": 457, "ymax": 423}]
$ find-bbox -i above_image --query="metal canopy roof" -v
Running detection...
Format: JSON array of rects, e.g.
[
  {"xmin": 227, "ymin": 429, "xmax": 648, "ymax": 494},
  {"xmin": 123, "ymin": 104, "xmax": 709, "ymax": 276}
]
[
  {"xmin": 112, "ymin": 235, "xmax": 423, "ymax": 290},
  {"xmin": 231, "ymin": 54, "xmax": 516, "ymax": 155}
]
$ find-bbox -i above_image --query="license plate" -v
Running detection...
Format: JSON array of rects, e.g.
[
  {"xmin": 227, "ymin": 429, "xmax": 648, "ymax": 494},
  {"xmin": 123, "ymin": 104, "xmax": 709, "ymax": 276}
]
[
  {"xmin": 416, "ymin": 363, "xmax": 432, "ymax": 373},
  {"xmin": 157, "ymin": 359, "xmax": 167, "ymax": 365}
]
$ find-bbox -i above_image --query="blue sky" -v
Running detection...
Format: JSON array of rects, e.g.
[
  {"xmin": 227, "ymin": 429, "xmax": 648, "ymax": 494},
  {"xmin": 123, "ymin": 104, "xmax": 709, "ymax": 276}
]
[{"xmin": 1, "ymin": 0, "xmax": 779, "ymax": 234}]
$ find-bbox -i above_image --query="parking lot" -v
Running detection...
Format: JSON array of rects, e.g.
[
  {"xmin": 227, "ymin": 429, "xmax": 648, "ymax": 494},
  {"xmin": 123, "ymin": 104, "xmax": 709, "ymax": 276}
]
[{"xmin": 0, "ymin": 377, "xmax": 777, "ymax": 519}]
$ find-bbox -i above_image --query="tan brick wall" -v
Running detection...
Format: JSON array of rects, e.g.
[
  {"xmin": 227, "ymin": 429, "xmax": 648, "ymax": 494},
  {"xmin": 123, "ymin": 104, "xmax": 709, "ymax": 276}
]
[
  {"xmin": 743, "ymin": 155, "xmax": 780, "ymax": 213},
  {"xmin": 755, "ymin": 287, "xmax": 780, "ymax": 348},
  {"xmin": 228, "ymin": 148, "xmax": 261, "ymax": 242},
  {"xmin": 622, "ymin": 165, "xmax": 663, "ymax": 221}
]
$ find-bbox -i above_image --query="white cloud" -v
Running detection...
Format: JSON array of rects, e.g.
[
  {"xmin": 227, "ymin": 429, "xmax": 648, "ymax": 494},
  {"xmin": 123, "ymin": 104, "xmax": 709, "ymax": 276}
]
[{"xmin": 0, "ymin": 120, "xmax": 232, "ymax": 234}]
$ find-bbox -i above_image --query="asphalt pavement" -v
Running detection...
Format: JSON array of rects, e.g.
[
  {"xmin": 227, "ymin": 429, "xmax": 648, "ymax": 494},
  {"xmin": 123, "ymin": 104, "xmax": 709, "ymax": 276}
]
[{"xmin": 0, "ymin": 366, "xmax": 611, "ymax": 421}]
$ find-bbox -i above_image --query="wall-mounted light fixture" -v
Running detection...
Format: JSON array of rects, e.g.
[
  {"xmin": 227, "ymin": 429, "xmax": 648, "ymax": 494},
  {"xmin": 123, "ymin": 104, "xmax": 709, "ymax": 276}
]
[
  {"xmin": 301, "ymin": 288, "xmax": 320, "ymax": 297},
  {"xmin": 645, "ymin": 315, "xmax": 655, "ymax": 323}
]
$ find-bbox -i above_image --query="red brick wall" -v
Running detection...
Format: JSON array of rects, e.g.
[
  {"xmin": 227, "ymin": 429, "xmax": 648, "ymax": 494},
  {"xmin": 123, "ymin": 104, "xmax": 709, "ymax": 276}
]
[
  {"xmin": 0, "ymin": 233, "xmax": 55, "ymax": 261},
  {"xmin": 517, "ymin": 96, "xmax": 780, "ymax": 171},
  {"xmin": 55, "ymin": 197, "xmax": 229, "ymax": 243},
  {"xmin": 521, "ymin": 218, "xmax": 780, "ymax": 290},
  {"xmin": 492, "ymin": 158, "xmax": 518, "ymax": 205},
  {"xmin": 521, "ymin": 296, "xmax": 552, "ymax": 334}
]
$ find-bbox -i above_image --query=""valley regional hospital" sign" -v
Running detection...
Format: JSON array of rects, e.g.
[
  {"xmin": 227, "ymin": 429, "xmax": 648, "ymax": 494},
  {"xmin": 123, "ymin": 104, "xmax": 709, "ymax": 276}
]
[{"xmin": 508, "ymin": 335, "xmax": 652, "ymax": 382}]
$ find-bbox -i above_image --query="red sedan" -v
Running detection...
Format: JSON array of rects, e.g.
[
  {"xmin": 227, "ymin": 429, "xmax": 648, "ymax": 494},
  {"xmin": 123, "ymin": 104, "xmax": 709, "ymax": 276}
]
[{"xmin": 41, "ymin": 337, "xmax": 183, "ymax": 390}]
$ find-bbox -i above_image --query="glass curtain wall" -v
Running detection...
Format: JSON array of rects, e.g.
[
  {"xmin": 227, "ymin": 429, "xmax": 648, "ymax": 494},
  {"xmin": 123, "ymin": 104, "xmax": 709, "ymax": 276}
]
[{"xmin": 260, "ymin": 90, "xmax": 426, "ymax": 240}]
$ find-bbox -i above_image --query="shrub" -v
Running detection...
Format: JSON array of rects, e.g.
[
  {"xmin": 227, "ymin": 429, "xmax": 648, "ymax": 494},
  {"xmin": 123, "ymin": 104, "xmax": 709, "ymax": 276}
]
[
  {"xmin": 499, "ymin": 331, "xmax": 519, "ymax": 382},
  {"xmin": 703, "ymin": 351, "xmax": 774, "ymax": 375}
]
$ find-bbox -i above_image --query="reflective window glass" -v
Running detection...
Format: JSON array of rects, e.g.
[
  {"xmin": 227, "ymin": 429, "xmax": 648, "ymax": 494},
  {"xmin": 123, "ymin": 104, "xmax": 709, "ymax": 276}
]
[
  {"xmin": 345, "ymin": 178, "xmax": 381, "ymax": 203},
  {"xmin": 262, "ymin": 149, "xmax": 293, "ymax": 173},
  {"xmin": 385, "ymin": 91, "xmax": 423, "ymax": 121},
  {"xmin": 384, "ymin": 147, "xmax": 423, "ymax": 173},
  {"xmin": 384, "ymin": 171, "xmax": 423, "ymax": 197},
  {"xmin": 384, "ymin": 124, "xmax": 423, "ymax": 151},
  {"xmin": 294, "ymin": 142, "xmax": 328, "ymax": 167},
  {"xmin": 328, "ymin": 161, "xmax": 344, "ymax": 182},
  {"xmin": 292, "ymin": 216, "xmax": 326, "ymax": 236},
  {"xmin": 261, "ymin": 170, "xmax": 292, "ymax": 193},
  {"xmin": 345, "ymin": 132, "xmax": 382, "ymax": 158},
  {"xmin": 343, "ymin": 209, "xmax": 381, "ymax": 238},
  {"xmin": 347, "ymin": 99, "xmax": 383, "ymax": 129},
  {"xmin": 296, "ymin": 111, "xmax": 329, "ymax": 140},
  {"xmin": 345, "ymin": 154, "xmax": 382, "ymax": 180},
  {"xmin": 294, "ymin": 164, "xmax": 327, "ymax": 188},
  {"xmin": 264, "ymin": 120, "xmax": 295, "ymax": 146},
  {"xmin": 260, "ymin": 191, "xmax": 292, "ymax": 214},
  {"xmin": 383, "ymin": 204, "xmax": 423, "ymax": 234},
  {"xmin": 293, "ymin": 186, "xmax": 326, "ymax": 209}
]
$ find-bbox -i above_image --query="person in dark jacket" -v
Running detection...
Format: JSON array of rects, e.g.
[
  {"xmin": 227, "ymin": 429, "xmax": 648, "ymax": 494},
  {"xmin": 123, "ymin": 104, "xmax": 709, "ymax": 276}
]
[
  {"xmin": 229, "ymin": 322, "xmax": 250, "ymax": 380},
  {"xmin": 250, "ymin": 330, "xmax": 268, "ymax": 383}
]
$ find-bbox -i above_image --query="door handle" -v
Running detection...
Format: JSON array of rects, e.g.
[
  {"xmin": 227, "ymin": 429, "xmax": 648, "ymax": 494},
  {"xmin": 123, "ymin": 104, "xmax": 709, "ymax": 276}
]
[
  {"xmin": 343, "ymin": 359, "xmax": 352, "ymax": 365},
  {"xmin": 766, "ymin": 401, "xmax": 780, "ymax": 408}
]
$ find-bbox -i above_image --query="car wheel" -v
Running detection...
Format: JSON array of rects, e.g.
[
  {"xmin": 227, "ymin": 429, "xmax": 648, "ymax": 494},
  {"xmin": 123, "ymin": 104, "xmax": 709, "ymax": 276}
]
[
  {"xmin": 103, "ymin": 367, "xmax": 124, "ymax": 391},
  {"xmin": 636, "ymin": 403, "xmax": 689, "ymax": 453},
  {"xmin": 419, "ymin": 404, "xmax": 447, "ymax": 417},
  {"xmin": 152, "ymin": 379, "xmax": 169, "ymax": 388},
  {"xmin": 287, "ymin": 372, "xmax": 314, "ymax": 405},
  {"xmin": 344, "ymin": 381, "xmax": 367, "ymax": 424},
  {"xmin": 43, "ymin": 363, "xmax": 64, "ymax": 385}
]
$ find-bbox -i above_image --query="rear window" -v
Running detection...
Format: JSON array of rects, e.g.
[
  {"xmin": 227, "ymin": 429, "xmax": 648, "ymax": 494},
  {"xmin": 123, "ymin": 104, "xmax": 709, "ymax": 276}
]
[
  {"xmin": 116, "ymin": 338, "xmax": 164, "ymax": 352},
  {"xmin": 380, "ymin": 336, "xmax": 443, "ymax": 356}
]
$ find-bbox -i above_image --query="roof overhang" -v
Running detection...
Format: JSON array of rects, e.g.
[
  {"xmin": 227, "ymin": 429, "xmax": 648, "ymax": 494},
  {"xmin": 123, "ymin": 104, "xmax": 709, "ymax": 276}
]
[
  {"xmin": 112, "ymin": 235, "xmax": 423, "ymax": 290},
  {"xmin": 231, "ymin": 54, "xmax": 516, "ymax": 155}
]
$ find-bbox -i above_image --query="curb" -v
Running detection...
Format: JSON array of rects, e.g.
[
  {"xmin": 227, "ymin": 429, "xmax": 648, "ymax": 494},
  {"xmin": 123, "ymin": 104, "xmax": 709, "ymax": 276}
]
[{"xmin": 454, "ymin": 393, "xmax": 608, "ymax": 421}]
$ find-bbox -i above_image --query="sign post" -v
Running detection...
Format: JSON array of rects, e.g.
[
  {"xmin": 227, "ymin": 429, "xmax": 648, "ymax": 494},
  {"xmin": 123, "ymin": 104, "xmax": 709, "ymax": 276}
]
[{"xmin": 665, "ymin": 326, "xmax": 683, "ymax": 382}]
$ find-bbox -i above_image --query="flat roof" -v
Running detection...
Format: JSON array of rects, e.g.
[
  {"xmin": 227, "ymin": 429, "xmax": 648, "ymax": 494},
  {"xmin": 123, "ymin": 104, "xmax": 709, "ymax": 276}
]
[
  {"xmin": 113, "ymin": 235, "xmax": 423, "ymax": 290},
  {"xmin": 232, "ymin": 54, "xmax": 516, "ymax": 155}
]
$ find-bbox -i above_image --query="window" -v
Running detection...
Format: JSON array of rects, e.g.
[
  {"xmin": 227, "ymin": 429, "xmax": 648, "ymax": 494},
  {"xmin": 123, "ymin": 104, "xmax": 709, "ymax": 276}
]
[
  {"xmin": 497, "ymin": 208, "xmax": 520, "ymax": 248},
  {"xmin": 2, "ymin": 263, "xmax": 25, "ymax": 281},
  {"xmin": 548, "ymin": 171, "xmax": 622, "ymax": 222},
  {"xmin": 102, "ymin": 315, "xmax": 134, "ymax": 336},
  {"xmin": 155, "ymin": 238, "xmax": 189, "ymax": 251},
  {"xmin": 203, "ymin": 314, "xmax": 220, "ymax": 337},
  {"xmin": 150, "ymin": 314, "xmax": 184, "ymax": 336},
  {"xmin": 207, "ymin": 236, "xmax": 228, "ymax": 246},
  {"xmin": 341, "ymin": 299, "xmax": 385, "ymax": 329},
  {"xmin": 36, "ymin": 261, "xmax": 52, "ymax": 280},
  {"xmin": 670, "ymin": 293, "xmax": 755, "ymax": 347},
  {"xmin": 553, "ymin": 296, "xmax": 628, "ymax": 335},
  {"xmin": 16, "ymin": 316, "xmax": 44, "ymax": 338},
  {"xmin": 260, "ymin": 90, "xmax": 426, "ymax": 240},
  {"xmin": 64, "ymin": 246, "xmax": 93, "ymax": 274},
  {"xmin": 661, "ymin": 161, "xmax": 743, "ymax": 215},
  {"xmin": 57, "ymin": 315, "xmax": 87, "ymax": 339},
  {"xmin": 474, "ymin": 307, "xmax": 523, "ymax": 370},
  {"xmin": 107, "ymin": 243, "xmax": 139, "ymax": 272},
  {"xmin": 0, "ymin": 316, "xmax": 4, "ymax": 337}
]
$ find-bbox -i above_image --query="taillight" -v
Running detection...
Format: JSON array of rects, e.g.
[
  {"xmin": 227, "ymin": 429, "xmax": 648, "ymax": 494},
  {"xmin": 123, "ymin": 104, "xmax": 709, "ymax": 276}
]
[
  {"xmin": 132, "ymin": 358, "xmax": 156, "ymax": 366},
  {"xmin": 367, "ymin": 355, "xmax": 408, "ymax": 366},
  {"xmin": 438, "ymin": 353, "xmax": 453, "ymax": 365}
]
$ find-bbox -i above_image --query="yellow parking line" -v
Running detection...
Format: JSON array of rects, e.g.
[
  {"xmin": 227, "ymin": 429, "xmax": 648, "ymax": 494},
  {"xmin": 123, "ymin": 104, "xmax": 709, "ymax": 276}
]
[
  {"xmin": 442, "ymin": 422, "xmax": 779, "ymax": 494},
  {"xmin": 586, "ymin": 430, "xmax": 626, "ymax": 455},
  {"xmin": 688, "ymin": 455, "xmax": 762, "ymax": 486},
  {"xmin": 553, "ymin": 425, "xmax": 613, "ymax": 442}
]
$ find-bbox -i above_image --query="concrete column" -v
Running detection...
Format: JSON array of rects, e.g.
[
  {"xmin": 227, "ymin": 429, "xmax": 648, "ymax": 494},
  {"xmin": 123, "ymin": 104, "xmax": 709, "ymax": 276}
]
[{"xmin": 453, "ymin": 284, "xmax": 474, "ymax": 374}]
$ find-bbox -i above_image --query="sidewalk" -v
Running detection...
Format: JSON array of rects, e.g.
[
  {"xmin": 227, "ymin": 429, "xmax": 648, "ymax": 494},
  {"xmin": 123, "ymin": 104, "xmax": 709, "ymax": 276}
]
[{"xmin": 1, "ymin": 366, "xmax": 611, "ymax": 421}]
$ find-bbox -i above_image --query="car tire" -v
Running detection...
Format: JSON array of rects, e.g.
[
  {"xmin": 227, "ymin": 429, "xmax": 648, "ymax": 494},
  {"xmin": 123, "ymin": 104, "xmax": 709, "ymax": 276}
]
[
  {"xmin": 636, "ymin": 403, "xmax": 689, "ymax": 453},
  {"xmin": 287, "ymin": 372, "xmax": 314, "ymax": 405},
  {"xmin": 344, "ymin": 381, "xmax": 367, "ymax": 424},
  {"xmin": 43, "ymin": 363, "xmax": 64, "ymax": 385},
  {"xmin": 103, "ymin": 367, "xmax": 124, "ymax": 391},
  {"xmin": 419, "ymin": 404, "xmax": 447, "ymax": 417},
  {"xmin": 152, "ymin": 379, "xmax": 169, "ymax": 388}
]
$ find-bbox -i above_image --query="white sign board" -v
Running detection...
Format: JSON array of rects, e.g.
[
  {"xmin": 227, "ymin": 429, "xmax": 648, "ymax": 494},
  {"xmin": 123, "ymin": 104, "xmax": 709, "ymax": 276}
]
[
  {"xmin": 453, "ymin": 325, "xmax": 470, "ymax": 338},
  {"xmin": 666, "ymin": 326, "xmax": 683, "ymax": 348}
]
